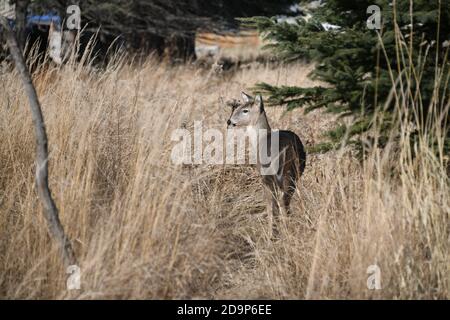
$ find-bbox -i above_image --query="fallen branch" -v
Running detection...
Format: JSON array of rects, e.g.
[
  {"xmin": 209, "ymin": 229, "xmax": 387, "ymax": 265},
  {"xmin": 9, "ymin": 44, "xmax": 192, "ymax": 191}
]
[{"xmin": 0, "ymin": 16, "xmax": 77, "ymax": 267}]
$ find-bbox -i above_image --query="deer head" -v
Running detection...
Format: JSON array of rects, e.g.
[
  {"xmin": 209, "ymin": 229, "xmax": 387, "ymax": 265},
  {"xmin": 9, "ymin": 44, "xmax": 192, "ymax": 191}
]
[{"xmin": 226, "ymin": 92, "xmax": 266, "ymax": 129}]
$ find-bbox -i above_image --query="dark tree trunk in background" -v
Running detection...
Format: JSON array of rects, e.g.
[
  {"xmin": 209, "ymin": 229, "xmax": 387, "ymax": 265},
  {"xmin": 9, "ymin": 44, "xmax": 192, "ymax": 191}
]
[
  {"xmin": 14, "ymin": 0, "xmax": 30, "ymax": 49},
  {"xmin": 165, "ymin": 33, "xmax": 196, "ymax": 63},
  {"xmin": 147, "ymin": 33, "xmax": 165, "ymax": 57},
  {"xmin": 131, "ymin": 32, "xmax": 165, "ymax": 57}
]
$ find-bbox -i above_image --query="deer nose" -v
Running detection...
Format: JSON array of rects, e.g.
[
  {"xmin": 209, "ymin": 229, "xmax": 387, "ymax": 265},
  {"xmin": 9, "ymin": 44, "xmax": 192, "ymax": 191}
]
[{"xmin": 227, "ymin": 120, "xmax": 236, "ymax": 128}]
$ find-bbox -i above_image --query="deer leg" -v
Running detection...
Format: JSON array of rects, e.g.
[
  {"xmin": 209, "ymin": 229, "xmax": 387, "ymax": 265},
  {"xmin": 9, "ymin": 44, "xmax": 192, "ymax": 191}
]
[
  {"xmin": 271, "ymin": 186, "xmax": 284, "ymax": 239},
  {"xmin": 282, "ymin": 192, "xmax": 293, "ymax": 215},
  {"xmin": 281, "ymin": 163, "xmax": 299, "ymax": 215},
  {"xmin": 272, "ymin": 192, "xmax": 281, "ymax": 216},
  {"xmin": 282, "ymin": 178, "xmax": 296, "ymax": 215},
  {"xmin": 264, "ymin": 182, "xmax": 281, "ymax": 239},
  {"xmin": 264, "ymin": 187, "xmax": 274, "ymax": 239}
]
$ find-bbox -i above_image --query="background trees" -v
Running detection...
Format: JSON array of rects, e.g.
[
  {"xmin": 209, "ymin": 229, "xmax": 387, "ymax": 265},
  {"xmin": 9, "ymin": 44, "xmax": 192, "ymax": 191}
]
[
  {"xmin": 243, "ymin": 0, "xmax": 450, "ymax": 154},
  {"xmin": 29, "ymin": 0, "xmax": 296, "ymax": 62}
]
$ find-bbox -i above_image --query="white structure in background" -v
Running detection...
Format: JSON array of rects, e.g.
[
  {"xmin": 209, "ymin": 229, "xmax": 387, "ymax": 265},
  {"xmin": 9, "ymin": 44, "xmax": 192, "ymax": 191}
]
[
  {"xmin": 48, "ymin": 23, "xmax": 63, "ymax": 64},
  {"xmin": 195, "ymin": 45, "xmax": 220, "ymax": 59},
  {"xmin": 277, "ymin": 0, "xmax": 340, "ymax": 31},
  {"xmin": 0, "ymin": 0, "xmax": 15, "ymax": 19},
  {"xmin": 48, "ymin": 23, "xmax": 77, "ymax": 65}
]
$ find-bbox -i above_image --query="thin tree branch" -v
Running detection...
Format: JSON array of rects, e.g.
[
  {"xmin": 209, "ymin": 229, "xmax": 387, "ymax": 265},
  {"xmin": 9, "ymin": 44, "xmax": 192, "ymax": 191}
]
[{"xmin": 0, "ymin": 16, "xmax": 77, "ymax": 268}]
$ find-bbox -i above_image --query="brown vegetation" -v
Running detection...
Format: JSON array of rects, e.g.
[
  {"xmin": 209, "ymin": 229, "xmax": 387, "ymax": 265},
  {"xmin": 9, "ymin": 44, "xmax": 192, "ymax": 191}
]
[{"xmin": 0, "ymin": 56, "xmax": 447, "ymax": 299}]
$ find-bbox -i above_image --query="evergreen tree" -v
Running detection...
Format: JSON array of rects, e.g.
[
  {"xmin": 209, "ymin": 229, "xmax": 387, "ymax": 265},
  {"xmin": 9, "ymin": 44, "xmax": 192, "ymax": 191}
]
[{"xmin": 242, "ymin": 0, "xmax": 450, "ymax": 154}]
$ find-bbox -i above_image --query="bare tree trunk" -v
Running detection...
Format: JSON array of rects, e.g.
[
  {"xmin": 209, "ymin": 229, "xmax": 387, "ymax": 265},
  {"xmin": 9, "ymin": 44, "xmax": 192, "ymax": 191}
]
[{"xmin": 0, "ymin": 16, "xmax": 77, "ymax": 267}]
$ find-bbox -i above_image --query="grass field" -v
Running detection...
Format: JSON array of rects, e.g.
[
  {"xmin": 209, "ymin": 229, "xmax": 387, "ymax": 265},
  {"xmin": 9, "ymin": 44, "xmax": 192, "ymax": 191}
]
[{"xmin": 0, "ymin": 55, "xmax": 448, "ymax": 299}]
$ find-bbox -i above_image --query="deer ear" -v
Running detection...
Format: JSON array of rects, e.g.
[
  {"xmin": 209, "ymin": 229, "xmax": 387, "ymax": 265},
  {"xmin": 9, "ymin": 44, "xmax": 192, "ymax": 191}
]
[
  {"xmin": 255, "ymin": 94, "xmax": 264, "ymax": 111},
  {"xmin": 241, "ymin": 92, "xmax": 252, "ymax": 103}
]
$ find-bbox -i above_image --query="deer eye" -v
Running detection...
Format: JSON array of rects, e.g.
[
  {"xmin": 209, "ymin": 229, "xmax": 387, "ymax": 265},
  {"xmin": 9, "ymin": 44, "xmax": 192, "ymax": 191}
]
[{"xmin": 242, "ymin": 109, "xmax": 249, "ymax": 114}]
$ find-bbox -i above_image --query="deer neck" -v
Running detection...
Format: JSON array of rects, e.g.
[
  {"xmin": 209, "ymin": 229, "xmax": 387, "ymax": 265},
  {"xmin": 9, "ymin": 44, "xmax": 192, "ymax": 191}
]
[
  {"xmin": 253, "ymin": 111, "xmax": 274, "ymax": 170},
  {"xmin": 246, "ymin": 111, "xmax": 271, "ymax": 142},
  {"xmin": 255, "ymin": 111, "xmax": 271, "ymax": 133}
]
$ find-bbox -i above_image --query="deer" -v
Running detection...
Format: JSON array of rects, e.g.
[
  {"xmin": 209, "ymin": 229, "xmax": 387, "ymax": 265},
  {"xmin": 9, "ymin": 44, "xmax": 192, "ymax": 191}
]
[{"xmin": 226, "ymin": 92, "xmax": 306, "ymax": 231}]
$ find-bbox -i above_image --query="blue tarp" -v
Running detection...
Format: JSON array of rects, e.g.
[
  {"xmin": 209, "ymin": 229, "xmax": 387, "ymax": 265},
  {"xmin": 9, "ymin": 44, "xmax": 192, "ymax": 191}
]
[
  {"xmin": 27, "ymin": 13, "xmax": 61, "ymax": 27},
  {"xmin": 1, "ymin": 13, "xmax": 62, "ymax": 29}
]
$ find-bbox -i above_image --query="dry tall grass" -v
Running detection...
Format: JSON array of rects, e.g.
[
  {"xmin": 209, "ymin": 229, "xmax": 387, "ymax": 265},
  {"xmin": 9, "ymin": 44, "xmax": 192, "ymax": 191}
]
[{"xmin": 0, "ymin": 55, "xmax": 448, "ymax": 299}]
